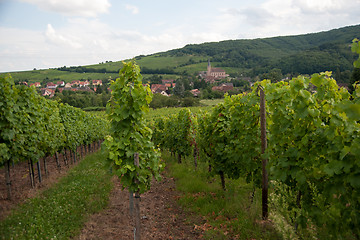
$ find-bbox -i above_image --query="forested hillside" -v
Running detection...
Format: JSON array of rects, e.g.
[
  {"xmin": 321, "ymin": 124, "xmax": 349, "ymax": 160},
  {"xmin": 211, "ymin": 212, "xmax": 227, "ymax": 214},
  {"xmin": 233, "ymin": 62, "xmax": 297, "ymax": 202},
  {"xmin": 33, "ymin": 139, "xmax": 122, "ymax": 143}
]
[{"xmin": 164, "ymin": 24, "xmax": 359, "ymax": 80}]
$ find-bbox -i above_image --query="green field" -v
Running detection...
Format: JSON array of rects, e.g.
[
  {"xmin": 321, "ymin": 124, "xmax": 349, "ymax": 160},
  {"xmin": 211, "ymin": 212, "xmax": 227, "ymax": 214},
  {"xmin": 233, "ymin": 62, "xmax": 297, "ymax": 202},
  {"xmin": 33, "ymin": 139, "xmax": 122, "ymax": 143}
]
[{"xmin": 145, "ymin": 99, "xmax": 223, "ymax": 119}]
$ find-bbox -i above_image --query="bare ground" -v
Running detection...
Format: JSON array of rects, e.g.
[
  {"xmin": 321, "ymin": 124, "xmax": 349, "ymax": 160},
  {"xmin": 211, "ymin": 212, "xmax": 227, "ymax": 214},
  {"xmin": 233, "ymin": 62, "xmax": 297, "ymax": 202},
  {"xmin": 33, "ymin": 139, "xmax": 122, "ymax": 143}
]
[{"xmin": 76, "ymin": 174, "xmax": 204, "ymax": 240}]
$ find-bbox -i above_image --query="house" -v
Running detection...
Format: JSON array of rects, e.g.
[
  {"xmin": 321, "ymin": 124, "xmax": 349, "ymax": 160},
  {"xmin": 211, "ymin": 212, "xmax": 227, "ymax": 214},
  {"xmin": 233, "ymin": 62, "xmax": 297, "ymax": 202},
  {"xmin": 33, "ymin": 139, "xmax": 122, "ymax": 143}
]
[
  {"xmin": 57, "ymin": 88, "xmax": 65, "ymax": 93},
  {"xmin": 57, "ymin": 81, "xmax": 65, "ymax": 87},
  {"xmin": 72, "ymin": 86, "xmax": 93, "ymax": 92},
  {"xmin": 19, "ymin": 81, "xmax": 28, "ymax": 86},
  {"xmin": 162, "ymin": 79, "xmax": 175, "ymax": 84},
  {"xmin": 92, "ymin": 80, "xmax": 103, "ymax": 86},
  {"xmin": 151, "ymin": 84, "xmax": 168, "ymax": 94},
  {"xmin": 41, "ymin": 88, "xmax": 55, "ymax": 97},
  {"xmin": 46, "ymin": 82, "xmax": 58, "ymax": 89},
  {"xmin": 190, "ymin": 89, "xmax": 201, "ymax": 97},
  {"xmin": 212, "ymin": 83, "xmax": 234, "ymax": 92},
  {"xmin": 30, "ymin": 82, "xmax": 41, "ymax": 87},
  {"xmin": 71, "ymin": 80, "xmax": 80, "ymax": 85},
  {"xmin": 65, "ymin": 83, "xmax": 72, "ymax": 88},
  {"xmin": 159, "ymin": 91, "xmax": 169, "ymax": 96},
  {"xmin": 337, "ymin": 83, "xmax": 349, "ymax": 90},
  {"xmin": 79, "ymin": 80, "xmax": 89, "ymax": 87}
]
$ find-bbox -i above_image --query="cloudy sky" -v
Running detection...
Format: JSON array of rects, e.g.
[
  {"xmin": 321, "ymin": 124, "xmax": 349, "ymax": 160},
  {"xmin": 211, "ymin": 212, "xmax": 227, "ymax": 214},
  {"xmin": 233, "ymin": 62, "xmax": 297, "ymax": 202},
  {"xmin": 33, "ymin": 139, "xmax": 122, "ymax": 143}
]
[{"xmin": 0, "ymin": 0, "xmax": 360, "ymax": 72}]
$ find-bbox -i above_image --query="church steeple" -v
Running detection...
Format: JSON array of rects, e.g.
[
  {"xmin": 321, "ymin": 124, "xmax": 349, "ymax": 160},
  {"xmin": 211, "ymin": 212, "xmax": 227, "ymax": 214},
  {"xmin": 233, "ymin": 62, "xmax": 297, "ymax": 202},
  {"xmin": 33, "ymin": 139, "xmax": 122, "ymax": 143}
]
[{"xmin": 207, "ymin": 59, "xmax": 211, "ymax": 76}]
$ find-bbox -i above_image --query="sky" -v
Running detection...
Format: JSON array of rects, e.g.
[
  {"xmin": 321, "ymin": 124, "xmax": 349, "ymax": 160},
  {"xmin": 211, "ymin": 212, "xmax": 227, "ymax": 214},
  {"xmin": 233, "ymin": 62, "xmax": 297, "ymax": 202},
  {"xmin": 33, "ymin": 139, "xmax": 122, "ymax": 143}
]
[{"xmin": 0, "ymin": 0, "xmax": 360, "ymax": 72}]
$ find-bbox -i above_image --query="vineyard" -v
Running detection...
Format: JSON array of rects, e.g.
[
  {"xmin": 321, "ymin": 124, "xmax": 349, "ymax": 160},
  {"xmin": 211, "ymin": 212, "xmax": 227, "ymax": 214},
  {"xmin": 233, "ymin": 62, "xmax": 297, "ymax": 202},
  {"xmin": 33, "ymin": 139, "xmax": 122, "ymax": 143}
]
[
  {"xmin": 150, "ymin": 39, "xmax": 360, "ymax": 238},
  {"xmin": 1, "ymin": 39, "xmax": 360, "ymax": 239},
  {"xmin": 0, "ymin": 74, "xmax": 108, "ymax": 200}
]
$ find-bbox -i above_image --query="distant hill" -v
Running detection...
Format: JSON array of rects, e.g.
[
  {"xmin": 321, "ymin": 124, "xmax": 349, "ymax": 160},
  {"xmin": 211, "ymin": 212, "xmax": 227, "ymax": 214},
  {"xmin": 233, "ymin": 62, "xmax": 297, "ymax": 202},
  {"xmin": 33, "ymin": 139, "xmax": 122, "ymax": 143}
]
[
  {"xmin": 5, "ymin": 24, "xmax": 360, "ymax": 84},
  {"xmin": 164, "ymin": 24, "xmax": 360, "ymax": 79}
]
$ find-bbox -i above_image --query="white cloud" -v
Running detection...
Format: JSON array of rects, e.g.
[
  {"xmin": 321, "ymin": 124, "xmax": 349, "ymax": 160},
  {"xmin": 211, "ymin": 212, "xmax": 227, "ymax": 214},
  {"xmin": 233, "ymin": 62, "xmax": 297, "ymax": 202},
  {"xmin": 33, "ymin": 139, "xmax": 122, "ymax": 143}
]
[
  {"xmin": 213, "ymin": 0, "xmax": 360, "ymax": 39},
  {"xmin": 125, "ymin": 4, "xmax": 139, "ymax": 14},
  {"xmin": 20, "ymin": 0, "xmax": 111, "ymax": 17},
  {"xmin": 2, "ymin": 0, "xmax": 360, "ymax": 72},
  {"xmin": 294, "ymin": 0, "xmax": 353, "ymax": 13},
  {"xmin": 45, "ymin": 24, "xmax": 82, "ymax": 49}
]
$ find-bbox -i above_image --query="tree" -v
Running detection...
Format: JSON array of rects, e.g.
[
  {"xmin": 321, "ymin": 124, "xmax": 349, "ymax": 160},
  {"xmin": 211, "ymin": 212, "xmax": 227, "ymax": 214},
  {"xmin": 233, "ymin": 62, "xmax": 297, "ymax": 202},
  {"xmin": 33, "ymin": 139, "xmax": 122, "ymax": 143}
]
[
  {"xmin": 173, "ymin": 79, "xmax": 185, "ymax": 97},
  {"xmin": 261, "ymin": 68, "xmax": 283, "ymax": 83},
  {"xmin": 349, "ymin": 67, "xmax": 360, "ymax": 94}
]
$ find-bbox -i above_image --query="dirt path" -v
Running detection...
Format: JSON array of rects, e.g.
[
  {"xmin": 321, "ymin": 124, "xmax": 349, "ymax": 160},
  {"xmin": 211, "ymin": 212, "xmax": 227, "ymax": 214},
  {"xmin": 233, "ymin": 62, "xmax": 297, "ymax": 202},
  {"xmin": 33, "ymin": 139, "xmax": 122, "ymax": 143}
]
[{"xmin": 76, "ymin": 174, "xmax": 204, "ymax": 240}]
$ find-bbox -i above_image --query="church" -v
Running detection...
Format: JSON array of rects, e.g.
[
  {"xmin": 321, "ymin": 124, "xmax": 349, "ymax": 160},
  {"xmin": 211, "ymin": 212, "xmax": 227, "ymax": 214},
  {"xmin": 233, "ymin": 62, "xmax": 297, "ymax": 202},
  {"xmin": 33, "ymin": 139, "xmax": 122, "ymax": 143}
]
[
  {"xmin": 206, "ymin": 60, "xmax": 227, "ymax": 78},
  {"xmin": 199, "ymin": 60, "xmax": 229, "ymax": 83}
]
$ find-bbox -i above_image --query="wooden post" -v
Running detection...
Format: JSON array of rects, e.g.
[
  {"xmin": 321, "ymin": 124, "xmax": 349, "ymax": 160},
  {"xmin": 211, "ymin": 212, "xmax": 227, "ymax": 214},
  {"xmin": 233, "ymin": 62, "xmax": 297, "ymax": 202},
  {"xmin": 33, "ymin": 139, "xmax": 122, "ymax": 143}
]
[
  {"xmin": 37, "ymin": 160, "xmax": 42, "ymax": 183},
  {"xmin": 73, "ymin": 145, "xmax": 76, "ymax": 163},
  {"xmin": 193, "ymin": 143, "xmax": 198, "ymax": 169},
  {"xmin": 69, "ymin": 150, "xmax": 73, "ymax": 164},
  {"xmin": 129, "ymin": 190, "xmax": 134, "ymax": 216},
  {"xmin": 28, "ymin": 160, "xmax": 35, "ymax": 188},
  {"xmin": 259, "ymin": 86, "xmax": 269, "ymax": 220},
  {"xmin": 219, "ymin": 171, "xmax": 226, "ymax": 191},
  {"xmin": 5, "ymin": 160, "xmax": 12, "ymax": 200},
  {"xmin": 55, "ymin": 152, "xmax": 61, "ymax": 169},
  {"xmin": 63, "ymin": 149, "xmax": 68, "ymax": 166},
  {"xmin": 43, "ymin": 156, "xmax": 48, "ymax": 176},
  {"xmin": 134, "ymin": 152, "xmax": 141, "ymax": 240}
]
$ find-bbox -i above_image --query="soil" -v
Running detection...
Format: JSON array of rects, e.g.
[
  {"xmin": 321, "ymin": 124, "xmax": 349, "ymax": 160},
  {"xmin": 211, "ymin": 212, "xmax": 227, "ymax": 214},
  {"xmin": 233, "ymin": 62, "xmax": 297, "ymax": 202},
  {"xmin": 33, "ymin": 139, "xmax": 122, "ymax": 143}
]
[
  {"xmin": 0, "ymin": 144, "xmax": 96, "ymax": 221},
  {"xmin": 76, "ymin": 174, "xmax": 204, "ymax": 240}
]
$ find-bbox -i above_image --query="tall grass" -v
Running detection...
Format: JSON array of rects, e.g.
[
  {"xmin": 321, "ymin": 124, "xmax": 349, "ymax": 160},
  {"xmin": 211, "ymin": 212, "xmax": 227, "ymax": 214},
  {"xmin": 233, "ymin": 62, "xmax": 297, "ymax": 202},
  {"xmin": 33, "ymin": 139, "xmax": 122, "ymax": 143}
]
[{"xmin": 163, "ymin": 151, "xmax": 282, "ymax": 240}]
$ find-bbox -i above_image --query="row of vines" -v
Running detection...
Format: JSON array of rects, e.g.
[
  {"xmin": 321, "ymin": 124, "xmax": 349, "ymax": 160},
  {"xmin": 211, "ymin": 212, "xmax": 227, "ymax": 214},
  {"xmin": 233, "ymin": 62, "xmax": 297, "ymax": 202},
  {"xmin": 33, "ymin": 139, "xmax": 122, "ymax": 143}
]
[
  {"xmin": 0, "ymin": 74, "xmax": 109, "ymax": 199},
  {"xmin": 151, "ymin": 40, "xmax": 360, "ymax": 239}
]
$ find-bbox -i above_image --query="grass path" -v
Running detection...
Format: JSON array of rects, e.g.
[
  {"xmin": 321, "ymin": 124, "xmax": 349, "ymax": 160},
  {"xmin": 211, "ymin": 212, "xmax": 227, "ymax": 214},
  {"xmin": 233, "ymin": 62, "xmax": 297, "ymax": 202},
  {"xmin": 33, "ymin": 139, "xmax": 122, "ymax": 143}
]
[{"xmin": 164, "ymin": 151, "xmax": 282, "ymax": 239}]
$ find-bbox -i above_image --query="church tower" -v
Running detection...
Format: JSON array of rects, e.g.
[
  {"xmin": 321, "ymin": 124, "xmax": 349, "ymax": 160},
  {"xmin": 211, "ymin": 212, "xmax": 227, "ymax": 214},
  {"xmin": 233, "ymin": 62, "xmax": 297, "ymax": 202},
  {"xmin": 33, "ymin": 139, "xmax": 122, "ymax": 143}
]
[{"xmin": 207, "ymin": 59, "xmax": 211, "ymax": 77}]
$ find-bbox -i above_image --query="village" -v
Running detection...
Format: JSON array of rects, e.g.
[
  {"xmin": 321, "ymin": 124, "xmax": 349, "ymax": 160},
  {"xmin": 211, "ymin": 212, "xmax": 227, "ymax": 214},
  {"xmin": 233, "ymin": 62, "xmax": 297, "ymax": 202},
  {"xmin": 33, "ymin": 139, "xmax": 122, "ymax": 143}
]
[
  {"xmin": 150, "ymin": 60, "xmax": 235, "ymax": 97},
  {"xmin": 21, "ymin": 79, "xmax": 103, "ymax": 98},
  {"xmin": 20, "ymin": 61, "xmax": 238, "ymax": 99}
]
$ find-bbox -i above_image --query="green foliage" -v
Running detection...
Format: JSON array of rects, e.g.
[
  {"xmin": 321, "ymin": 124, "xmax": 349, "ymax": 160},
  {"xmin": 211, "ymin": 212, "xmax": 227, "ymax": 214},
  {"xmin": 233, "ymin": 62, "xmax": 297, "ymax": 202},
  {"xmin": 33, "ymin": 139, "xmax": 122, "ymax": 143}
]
[
  {"xmin": 196, "ymin": 92, "xmax": 262, "ymax": 188},
  {"xmin": 260, "ymin": 72, "xmax": 360, "ymax": 238},
  {"xmin": 151, "ymin": 109, "xmax": 194, "ymax": 162},
  {"xmin": 149, "ymin": 94, "xmax": 199, "ymax": 109},
  {"xmin": 352, "ymin": 38, "xmax": 360, "ymax": 68},
  {"xmin": 103, "ymin": 61, "xmax": 162, "ymax": 194},
  {"xmin": 0, "ymin": 74, "xmax": 108, "ymax": 167},
  {"xmin": 56, "ymin": 91, "xmax": 111, "ymax": 109}
]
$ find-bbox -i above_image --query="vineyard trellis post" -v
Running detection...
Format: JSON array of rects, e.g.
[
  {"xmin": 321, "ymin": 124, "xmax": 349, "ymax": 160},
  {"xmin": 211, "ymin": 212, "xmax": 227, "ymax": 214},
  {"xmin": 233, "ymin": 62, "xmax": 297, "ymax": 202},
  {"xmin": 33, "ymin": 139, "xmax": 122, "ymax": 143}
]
[
  {"xmin": 259, "ymin": 86, "xmax": 268, "ymax": 220},
  {"xmin": 129, "ymin": 191, "xmax": 134, "ymax": 216},
  {"xmin": 55, "ymin": 152, "xmax": 61, "ymax": 170},
  {"xmin": 134, "ymin": 152, "xmax": 141, "ymax": 240},
  {"xmin": 37, "ymin": 161, "xmax": 42, "ymax": 183},
  {"xmin": 5, "ymin": 160, "xmax": 12, "ymax": 200}
]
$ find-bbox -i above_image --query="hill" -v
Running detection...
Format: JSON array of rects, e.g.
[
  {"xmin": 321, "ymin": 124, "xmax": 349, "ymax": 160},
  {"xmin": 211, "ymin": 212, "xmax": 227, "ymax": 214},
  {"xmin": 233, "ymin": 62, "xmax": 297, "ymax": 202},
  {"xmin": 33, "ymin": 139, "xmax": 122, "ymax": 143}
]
[{"xmin": 4, "ymin": 24, "xmax": 360, "ymax": 84}]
